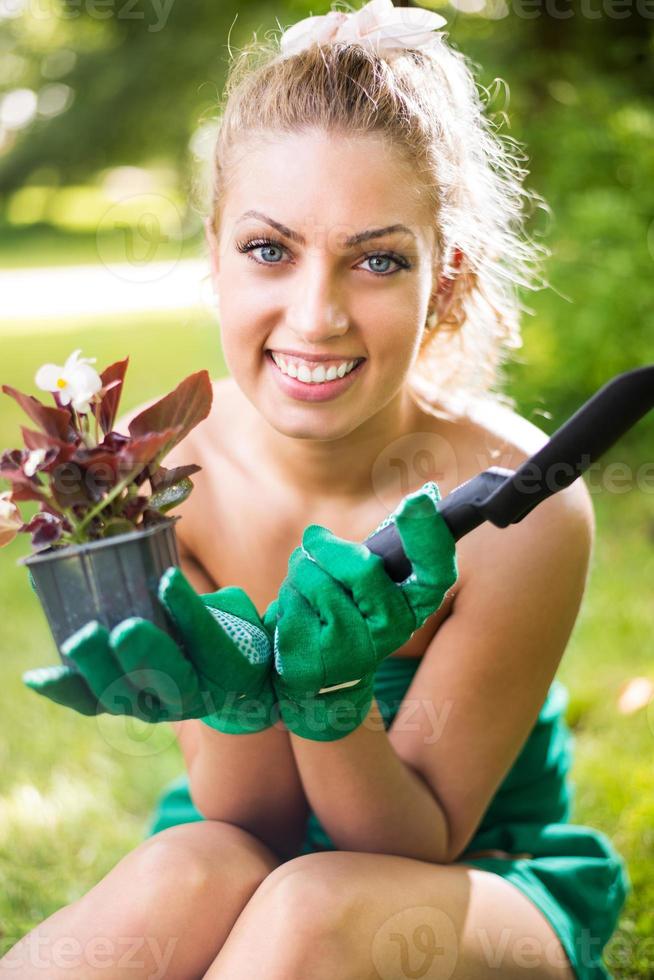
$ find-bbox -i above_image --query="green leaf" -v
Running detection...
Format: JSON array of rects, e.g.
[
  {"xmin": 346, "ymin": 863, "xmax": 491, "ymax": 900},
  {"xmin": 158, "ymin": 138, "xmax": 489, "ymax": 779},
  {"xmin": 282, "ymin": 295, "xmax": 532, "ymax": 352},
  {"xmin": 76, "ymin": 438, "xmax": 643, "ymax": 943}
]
[{"xmin": 149, "ymin": 476, "xmax": 193, "ymax": 514}]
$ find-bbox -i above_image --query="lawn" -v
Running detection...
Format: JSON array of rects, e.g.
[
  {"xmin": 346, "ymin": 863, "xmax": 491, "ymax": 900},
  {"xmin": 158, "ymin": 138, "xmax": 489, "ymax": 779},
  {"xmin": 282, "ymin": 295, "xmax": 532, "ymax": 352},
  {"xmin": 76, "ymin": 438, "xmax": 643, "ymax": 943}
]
[{"xmin": 0, "ymin": 315, "xmax": 652, "ymax": 976}]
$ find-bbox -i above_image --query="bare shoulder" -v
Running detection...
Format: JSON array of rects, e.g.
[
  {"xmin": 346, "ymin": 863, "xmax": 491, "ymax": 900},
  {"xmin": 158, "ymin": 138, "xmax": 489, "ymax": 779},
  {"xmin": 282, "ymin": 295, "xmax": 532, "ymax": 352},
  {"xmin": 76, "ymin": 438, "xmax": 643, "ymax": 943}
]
[
  {"xmin": 419, "ymin": 397, "xmax": 595, "ymax": 590},
  {"xmin": 468, "ymin": 398, "xmax": 594, "ymax": 528}
]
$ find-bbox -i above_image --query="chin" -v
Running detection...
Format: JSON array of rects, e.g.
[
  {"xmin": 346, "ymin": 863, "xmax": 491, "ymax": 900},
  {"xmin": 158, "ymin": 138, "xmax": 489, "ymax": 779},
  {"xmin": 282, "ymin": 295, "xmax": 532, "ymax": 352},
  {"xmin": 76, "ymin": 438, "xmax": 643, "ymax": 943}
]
[{"xmin": 263, "ymin": 404, "xmax": 362, "ymax": 442}]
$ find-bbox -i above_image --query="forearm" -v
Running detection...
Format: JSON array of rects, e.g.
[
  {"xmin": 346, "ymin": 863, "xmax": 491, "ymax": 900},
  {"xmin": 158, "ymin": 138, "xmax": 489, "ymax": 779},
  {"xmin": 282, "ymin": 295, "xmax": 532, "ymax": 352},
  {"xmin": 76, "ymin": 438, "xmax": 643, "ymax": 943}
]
[
  {"xmin": 182, "ymin": 719, "xmax": 310, "ymax": 861},
  {"xmin": 289, "ymin": 698, "xmax": 451, "ymax": 864}
]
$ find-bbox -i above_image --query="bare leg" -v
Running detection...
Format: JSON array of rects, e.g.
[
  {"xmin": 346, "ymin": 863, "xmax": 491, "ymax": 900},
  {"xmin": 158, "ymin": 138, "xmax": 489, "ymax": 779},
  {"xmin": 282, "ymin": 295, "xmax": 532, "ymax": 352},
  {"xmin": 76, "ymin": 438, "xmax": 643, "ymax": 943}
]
[
  {"xmin": 203, "ymin": 851, "xmax": 576, "ymax": 980},
  {"xmin": 0, "ymin": 821, "xmax": 282, "ymax": 980}
]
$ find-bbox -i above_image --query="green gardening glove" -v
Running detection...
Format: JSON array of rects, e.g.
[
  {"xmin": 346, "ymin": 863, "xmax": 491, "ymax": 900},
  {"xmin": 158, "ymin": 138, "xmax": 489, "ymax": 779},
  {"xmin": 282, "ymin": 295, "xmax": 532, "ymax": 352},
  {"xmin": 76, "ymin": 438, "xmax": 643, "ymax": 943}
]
[
  {"xmin": 270, "ymin": 481, "xmax": 458, "ymax": 742},
  {"xmin": 22, "ymin": 567, "xmax": 279, "ymax": 735}
]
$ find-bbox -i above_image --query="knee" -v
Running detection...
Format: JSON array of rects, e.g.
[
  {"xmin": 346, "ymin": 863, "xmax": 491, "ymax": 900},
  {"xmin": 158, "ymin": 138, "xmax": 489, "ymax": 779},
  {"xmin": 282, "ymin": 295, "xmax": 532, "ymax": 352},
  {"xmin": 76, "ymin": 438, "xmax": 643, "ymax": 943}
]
[
  {"xmin": 250, "ymin": 855, "xmax": 357, "ymax": 958},
  {"xmin": 135, "ymin": 833, "xmax": 216, "ymax": 902},
  {"xmin": 135, "ymin": 820, "xmax": 280, "ymax": 903}
]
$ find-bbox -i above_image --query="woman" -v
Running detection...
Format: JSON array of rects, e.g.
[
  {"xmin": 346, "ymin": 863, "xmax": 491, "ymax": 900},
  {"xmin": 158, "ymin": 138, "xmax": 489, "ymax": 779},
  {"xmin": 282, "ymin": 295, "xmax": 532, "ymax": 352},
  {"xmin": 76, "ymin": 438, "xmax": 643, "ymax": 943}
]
[{"xmin": 2, "ymin": 3, "xmax": 629, "ymax": 977}]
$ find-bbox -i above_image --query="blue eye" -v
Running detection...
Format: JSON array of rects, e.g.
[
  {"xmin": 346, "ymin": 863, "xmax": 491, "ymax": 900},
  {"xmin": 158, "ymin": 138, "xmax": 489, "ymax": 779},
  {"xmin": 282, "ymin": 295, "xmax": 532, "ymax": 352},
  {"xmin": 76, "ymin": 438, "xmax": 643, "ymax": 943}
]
[
  {"xmin": 237, "ymin": 238, "xmax": 285, "ymax": 264},
  {"xmin": 235, "ymin": 237, "xmax": 286, "ymax": 265},
  {"xmin": 365, "ymin": 254, "xmax": 395, "ymax": 275},
  {"xmin": 235, "ymin": 236, "xmax": 410, "ymax": 277}
]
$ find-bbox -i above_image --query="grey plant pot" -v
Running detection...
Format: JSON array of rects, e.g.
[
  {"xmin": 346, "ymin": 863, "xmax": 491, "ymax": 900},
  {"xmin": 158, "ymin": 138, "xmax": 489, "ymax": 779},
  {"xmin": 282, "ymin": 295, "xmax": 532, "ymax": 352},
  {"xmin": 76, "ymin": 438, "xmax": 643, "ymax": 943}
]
[{"xmin": 20, "ymin": 517, "xmax": 181, "ymax": 668}]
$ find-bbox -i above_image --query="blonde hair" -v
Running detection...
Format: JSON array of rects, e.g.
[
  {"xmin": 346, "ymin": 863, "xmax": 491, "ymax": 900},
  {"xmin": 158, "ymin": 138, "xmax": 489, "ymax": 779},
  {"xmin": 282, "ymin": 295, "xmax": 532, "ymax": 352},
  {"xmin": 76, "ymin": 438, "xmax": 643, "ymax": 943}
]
[{"xmin": 201, "ymin": 6, "xmax": 551, "ymax": 421}]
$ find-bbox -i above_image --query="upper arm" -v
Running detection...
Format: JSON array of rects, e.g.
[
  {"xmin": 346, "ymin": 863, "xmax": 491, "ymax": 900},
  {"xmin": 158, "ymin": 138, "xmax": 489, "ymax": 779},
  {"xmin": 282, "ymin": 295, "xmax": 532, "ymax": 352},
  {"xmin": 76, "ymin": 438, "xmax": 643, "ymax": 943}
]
[{"xmin": 388, "ymin": 476, "xmax": 595, "ymax": 863}]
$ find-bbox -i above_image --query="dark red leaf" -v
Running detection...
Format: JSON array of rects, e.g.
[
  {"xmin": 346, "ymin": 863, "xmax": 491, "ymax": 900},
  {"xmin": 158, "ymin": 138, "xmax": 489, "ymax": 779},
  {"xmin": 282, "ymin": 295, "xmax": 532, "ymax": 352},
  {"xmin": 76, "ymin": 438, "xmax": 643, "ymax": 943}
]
[
  {"xmin": 150, "ymin": 462, "xmax": 202, "ymax": 491},
  {"xmin": 118, "ymin": 427, "xmax": 183, "ymax": 476},
  {"xmin": 50, "ymin": 446, "xmax": 124, "ymax": 507},
  {"xmin": 73, "ymin": 446, "xmax": 121, "ymax": 469},
  {"xmin": 95, "ymin": 358, "xmax": 129, "ymax": 435},
  {"xmin": 0, "ymin": 450, "xmax": 50, "ymax": 503},
  {"xmin": 21, "ymin": 428, "xmax": 78, "ymax": 471},
  {"xmin": 2, "ymin": 385, "xmax": 74, "ymax": 441},
  {"xmin": 99, "ymin": 431, "xmax": 130, "ymax": 453},
  {"xmin": 21, "ymin": 426, "xmax": 78, "ymax": 454},
  {"xmin": 10, "ymin": 486, "xmax": 48, "ymax": 503},
  {"xmin": 24, "ymin": 511, "xmax": 64, "ymax": 549},
  {"xmin": 38, "ymin": 499, "xmax": 72, "ymax": 524},
  {"xmin": 0, "ymin": 449, "xmax": 23, "ymax": 471},
  {"xmin": 4, "ymin": 474, "xmax": 49, "ymax": 503},
  {"xmin": 122, "ymin": 495, "xmax": 150, "ymax": 522},
  {"xmin": 49, "ymin": 461, "xmax": 96, "ymax": 509},
  {"xmin": 128, "ymin": 370, "xmax": 212, "ymax": 460}
]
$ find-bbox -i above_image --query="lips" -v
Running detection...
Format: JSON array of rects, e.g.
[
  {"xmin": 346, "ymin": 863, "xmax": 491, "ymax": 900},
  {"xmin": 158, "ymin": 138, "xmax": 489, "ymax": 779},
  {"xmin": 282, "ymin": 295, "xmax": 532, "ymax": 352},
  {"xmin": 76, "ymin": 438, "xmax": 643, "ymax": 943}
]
[{"xmin": 265, "ymin": 350, "xmax": 366, "ymax": 403}]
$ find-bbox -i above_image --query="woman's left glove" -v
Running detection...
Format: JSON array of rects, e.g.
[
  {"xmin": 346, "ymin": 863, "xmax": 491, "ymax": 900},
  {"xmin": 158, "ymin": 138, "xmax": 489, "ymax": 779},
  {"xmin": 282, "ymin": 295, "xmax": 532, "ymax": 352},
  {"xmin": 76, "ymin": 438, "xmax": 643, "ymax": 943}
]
[
  {"xmin": 270, "ymin": 481, "xmax": 458, "ymax": 742},
  {"xmin": 22, "ymin": 567, "xmax": 279, "ymax": 735}
]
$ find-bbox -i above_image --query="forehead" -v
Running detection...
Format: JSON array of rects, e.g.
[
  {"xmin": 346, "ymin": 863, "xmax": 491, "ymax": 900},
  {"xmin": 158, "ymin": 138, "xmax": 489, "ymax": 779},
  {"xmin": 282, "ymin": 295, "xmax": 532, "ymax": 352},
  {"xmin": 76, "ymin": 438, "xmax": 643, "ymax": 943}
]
[{"xmin": 222, "ymin": 130, "xmax": 434, "ymax": 247}]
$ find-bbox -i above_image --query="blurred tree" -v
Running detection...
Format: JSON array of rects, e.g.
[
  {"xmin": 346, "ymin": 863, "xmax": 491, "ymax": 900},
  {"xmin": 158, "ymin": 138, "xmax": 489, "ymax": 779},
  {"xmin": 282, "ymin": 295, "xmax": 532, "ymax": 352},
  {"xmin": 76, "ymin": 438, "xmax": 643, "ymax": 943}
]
[
  {"xmin": 1, "ymin": 0, "xmax": 651, "ymax": 199},
  {"xmin": 0, "ymin": 0, "xmax": 277, "ymax": 197}
]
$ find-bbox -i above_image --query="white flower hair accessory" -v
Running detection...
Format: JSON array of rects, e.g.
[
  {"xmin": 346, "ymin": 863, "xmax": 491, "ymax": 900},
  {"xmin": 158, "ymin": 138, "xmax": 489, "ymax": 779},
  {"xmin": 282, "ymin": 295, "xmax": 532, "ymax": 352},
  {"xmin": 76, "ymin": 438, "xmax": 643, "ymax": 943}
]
[{"xmin": 279, "ymin": 0, "xmax": 447, "ymax": 60}]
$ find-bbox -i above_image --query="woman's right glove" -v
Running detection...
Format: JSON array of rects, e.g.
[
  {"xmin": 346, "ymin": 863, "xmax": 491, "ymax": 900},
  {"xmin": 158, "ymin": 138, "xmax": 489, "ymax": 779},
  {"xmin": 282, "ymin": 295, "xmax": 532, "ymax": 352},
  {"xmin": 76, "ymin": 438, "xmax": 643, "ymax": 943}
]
[
  {"xmin": 22, "ymin": 567, "xmax": 279, "ymax": 735},
  {"xmin": 270, "ymin": 481, "xmax": 458, "ymax": 741}
]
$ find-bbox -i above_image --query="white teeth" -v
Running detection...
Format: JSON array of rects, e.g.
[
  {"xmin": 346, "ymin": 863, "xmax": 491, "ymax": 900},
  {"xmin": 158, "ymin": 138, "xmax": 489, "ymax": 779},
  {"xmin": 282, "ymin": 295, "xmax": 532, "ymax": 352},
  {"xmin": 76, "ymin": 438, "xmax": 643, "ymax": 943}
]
[{"xmin": 270, "ymin": 352, "xmax": 360, "ymax": 384}]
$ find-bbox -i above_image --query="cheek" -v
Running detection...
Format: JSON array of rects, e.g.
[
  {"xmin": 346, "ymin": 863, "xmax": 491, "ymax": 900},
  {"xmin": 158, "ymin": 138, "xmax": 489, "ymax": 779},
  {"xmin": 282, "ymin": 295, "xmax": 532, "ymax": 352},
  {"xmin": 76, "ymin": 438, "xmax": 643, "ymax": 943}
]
[
  {"xmin": 218, "ymin": 322, "xmax": 265, "ymax": 389},
  {"xmin": 217, "ymin": 282, "xmax": 268, "ymax": 367},
  {"xmin": 371, "ymin": 321, "xmax": 423, "ymax": 376}
]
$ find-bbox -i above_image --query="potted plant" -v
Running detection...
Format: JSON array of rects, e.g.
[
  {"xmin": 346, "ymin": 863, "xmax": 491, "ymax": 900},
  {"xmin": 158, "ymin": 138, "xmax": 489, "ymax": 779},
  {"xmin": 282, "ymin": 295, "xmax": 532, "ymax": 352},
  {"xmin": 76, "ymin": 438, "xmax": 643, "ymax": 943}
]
[{"xmin": 0, "ymin": 349, "xmax": 213, "ymax": 666}]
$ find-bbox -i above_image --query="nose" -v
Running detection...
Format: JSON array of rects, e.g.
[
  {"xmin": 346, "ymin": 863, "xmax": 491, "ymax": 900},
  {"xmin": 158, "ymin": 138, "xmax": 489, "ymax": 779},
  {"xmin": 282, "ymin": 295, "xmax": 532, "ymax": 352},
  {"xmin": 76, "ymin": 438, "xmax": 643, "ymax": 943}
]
[{"xmin": 287, "ymin": 265, "xmax": 350, "ymax": 344}]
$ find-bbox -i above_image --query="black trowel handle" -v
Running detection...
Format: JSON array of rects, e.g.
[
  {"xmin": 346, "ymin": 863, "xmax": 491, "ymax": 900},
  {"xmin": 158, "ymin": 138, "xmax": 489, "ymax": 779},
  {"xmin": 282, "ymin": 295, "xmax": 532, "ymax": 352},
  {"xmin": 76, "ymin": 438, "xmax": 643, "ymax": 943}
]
[
  {"xmin": 363, "ymin": 468, "xmax": 513, "ymax": 582},
  {"xmin": 363, "ymin": 364, "xmax": 654, "ymax": 582}
]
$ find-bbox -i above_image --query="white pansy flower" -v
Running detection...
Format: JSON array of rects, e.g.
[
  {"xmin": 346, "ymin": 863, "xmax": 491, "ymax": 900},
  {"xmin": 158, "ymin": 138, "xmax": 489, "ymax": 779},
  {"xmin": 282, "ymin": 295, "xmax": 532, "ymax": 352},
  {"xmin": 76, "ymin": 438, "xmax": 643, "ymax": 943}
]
[
  {"xmin": 35, "ymin": 349, "xmax": 103, "ymax": 414},
  {"xmin": 279, "ymin": 0, "xmax": 446, "ymax": 60},
  {"xmin": 0, "ymin": 492, "xmax": 22, "ymax": 547}
]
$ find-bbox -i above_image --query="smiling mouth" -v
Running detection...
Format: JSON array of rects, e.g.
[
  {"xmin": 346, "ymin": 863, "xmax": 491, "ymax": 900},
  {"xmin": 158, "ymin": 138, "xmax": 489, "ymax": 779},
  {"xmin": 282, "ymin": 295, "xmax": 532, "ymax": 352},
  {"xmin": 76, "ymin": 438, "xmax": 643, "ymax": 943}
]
[
  {"xmin": 267, "ymin": 350, "xmax": 365, "ymax": 384},
  {"xmin": 265, "ymin": 349, "xmax": 367, "ymax": 401}
]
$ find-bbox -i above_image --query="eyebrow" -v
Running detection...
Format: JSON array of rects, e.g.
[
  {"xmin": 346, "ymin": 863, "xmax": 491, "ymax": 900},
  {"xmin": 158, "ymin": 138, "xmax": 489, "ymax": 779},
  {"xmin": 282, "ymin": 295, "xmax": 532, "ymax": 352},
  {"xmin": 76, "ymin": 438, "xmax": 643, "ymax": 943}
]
[{"xmin": 237, "ymin": 210, "xmax": 417, "ymax": 248}]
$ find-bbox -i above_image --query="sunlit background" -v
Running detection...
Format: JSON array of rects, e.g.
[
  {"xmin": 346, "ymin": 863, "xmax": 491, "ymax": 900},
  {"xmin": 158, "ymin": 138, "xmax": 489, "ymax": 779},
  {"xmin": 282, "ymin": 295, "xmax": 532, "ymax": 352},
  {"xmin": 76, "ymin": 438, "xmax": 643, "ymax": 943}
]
[{"xmin": 0, "ymin": 0, "xmax": 653, "ymax": 972}]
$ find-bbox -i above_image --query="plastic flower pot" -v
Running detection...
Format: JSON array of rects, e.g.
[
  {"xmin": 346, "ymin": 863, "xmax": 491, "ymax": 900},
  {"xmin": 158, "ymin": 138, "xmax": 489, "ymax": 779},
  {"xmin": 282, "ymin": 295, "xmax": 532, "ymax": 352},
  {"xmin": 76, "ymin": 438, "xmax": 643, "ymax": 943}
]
[{"xmin": 20, "ymin": 517, "xmax": 181, "ymax": 668}]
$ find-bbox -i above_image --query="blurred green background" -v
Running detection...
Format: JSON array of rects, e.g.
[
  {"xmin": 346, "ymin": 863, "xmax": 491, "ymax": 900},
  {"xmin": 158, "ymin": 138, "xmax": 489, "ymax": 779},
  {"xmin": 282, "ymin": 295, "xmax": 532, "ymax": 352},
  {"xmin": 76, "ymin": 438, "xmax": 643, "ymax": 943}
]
[{"xmin": 1, "ymin": 0, "xmax": 653, "ymax": 974}]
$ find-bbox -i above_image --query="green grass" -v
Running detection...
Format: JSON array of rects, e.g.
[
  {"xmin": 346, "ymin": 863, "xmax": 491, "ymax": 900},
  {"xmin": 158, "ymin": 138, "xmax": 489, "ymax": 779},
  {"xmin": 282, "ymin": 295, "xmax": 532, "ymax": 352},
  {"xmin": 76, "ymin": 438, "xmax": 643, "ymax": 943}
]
[
  {"xmin": 0, "ymin": 222, "xmax": 208, "ymax": 268},
  {"xmin": 0, "ymin": 314, "xmax": 652, "ymax": 976},
  {"xmin": 0, "ymin": 545, "xmax": 185, "ymax": 943},
  {"xmin": 558, "ymin": 489, "xmax": 654, "ymax": 975},
  {"xmin": 0, "ymin": 310, "xmax": 224, "ymax": 449}
]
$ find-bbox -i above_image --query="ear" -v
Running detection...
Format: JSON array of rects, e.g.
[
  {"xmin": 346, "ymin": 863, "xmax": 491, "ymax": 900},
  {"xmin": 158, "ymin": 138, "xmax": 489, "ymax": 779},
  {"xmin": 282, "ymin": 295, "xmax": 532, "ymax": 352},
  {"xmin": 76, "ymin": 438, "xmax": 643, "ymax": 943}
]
[{"xmin": 433, "ymin": 247, "xmax": 464, "ymax": 326}]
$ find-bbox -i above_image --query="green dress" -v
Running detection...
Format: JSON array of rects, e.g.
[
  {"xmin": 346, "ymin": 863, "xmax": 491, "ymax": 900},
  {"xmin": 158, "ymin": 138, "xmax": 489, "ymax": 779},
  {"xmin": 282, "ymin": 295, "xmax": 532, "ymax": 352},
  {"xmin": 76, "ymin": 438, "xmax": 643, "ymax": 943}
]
[{"xmin": 146, "ymin": 655, "xmax": 630, "ymax": 980}]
